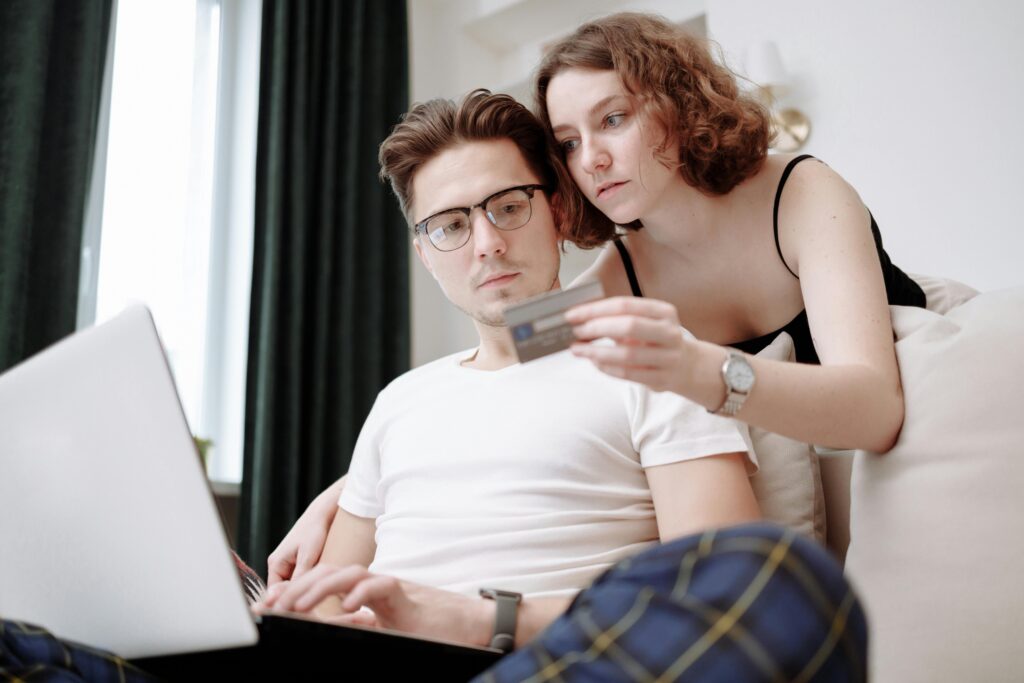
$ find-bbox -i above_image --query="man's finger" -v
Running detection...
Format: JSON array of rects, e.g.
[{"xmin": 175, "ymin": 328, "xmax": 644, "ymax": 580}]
[
  {"xmin": 326, "ymin": 609, "xmax": 378, "ymax": 628},
  {"xmin": 277, "ymin": 565, "xmax": 370, "ymax": 613},
  {"xmin": 341, "ymin": 575, "xmax": 403, "ymax": 613}
]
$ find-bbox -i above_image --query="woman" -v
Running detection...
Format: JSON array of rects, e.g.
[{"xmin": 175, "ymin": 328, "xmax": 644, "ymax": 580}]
[{"xmin": 540, "ymin": 12, "xmax": 925, "ymax": 451}]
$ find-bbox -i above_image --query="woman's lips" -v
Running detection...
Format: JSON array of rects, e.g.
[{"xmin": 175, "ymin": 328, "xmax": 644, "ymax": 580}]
[{"xmin": 596, "ymin": 181, "xmax": 627, "ymax": 200}]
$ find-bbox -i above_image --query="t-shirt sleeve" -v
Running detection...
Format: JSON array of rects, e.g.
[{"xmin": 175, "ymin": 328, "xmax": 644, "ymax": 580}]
[
  {"xmin": 628, "ymin": 383, "xmax": 757, "ymax": 473},
  {"xmin": 338, "ymin": 393, "xmax": 388, "ymax": 518}
]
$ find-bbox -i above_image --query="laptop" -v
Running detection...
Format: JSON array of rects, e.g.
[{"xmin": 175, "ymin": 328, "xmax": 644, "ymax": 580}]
[{"xmin": 0, "ymin": 305, "xmax": 502, "ymax": 679}]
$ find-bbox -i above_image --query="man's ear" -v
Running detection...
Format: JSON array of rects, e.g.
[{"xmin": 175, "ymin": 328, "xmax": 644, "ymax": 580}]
[{"xmin": 412, "ymin": 238, "xmax": 436, "ymax": 279}]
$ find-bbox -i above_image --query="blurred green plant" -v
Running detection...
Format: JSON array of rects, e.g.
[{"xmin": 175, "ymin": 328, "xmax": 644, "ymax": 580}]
[{"xmin": 193, "ymin": 436, "xmax": 213, "ymax": 471}]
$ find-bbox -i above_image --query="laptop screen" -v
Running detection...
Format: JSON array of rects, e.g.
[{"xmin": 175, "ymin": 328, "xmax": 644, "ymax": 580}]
[{"xmin": 0, "ymin": 306, "xmax": 258, "ymax": 658}]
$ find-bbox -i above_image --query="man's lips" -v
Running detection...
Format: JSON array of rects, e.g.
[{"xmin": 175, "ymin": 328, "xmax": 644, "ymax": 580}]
[
  {"xmin": 478, "ymin": 272, "xmax": 520, "ymax": 288},
  {"xmin": 595, "ymin": 181, "xmax": 628, "ymax": 200}
]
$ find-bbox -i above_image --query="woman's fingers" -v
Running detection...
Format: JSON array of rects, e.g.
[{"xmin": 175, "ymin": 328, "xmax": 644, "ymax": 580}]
[
  {"xmin": 566, "ymin": 296, "xmax": 679, "ymax": 325},
  {"xmin": 571, "ymin": 342, "xmax": 676, "ymax": 369},
  {"xmin": 573, "ymin": 315, "xmax": 679, "ymax": 345}
]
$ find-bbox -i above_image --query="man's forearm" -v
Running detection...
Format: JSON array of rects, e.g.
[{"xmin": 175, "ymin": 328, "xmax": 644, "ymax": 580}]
[{"xmin": 471, "ymin": 594, "xmax": 576, "ymax": 648}]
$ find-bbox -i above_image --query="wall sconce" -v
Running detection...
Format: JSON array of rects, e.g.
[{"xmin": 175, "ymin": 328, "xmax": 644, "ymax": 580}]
[{"xmin": 745, "ymin": 41, "xmax": 811, "ymax": 152}]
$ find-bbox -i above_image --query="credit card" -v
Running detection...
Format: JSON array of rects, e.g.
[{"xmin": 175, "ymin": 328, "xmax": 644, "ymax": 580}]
[{"xmin": 503, "ymin": 281, "xmax": 605, "ymax": 363}]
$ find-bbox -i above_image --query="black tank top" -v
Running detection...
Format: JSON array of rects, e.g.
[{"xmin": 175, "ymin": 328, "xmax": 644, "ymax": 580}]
[{"xmin": 613, "ymin": 154, "xmax": 926, "ymax": 364}]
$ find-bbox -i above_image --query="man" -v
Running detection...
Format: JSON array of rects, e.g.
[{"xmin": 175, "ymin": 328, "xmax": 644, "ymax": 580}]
[{"xmin": 260, "ymin": 91, "xmax": 866, "ymax": 681}]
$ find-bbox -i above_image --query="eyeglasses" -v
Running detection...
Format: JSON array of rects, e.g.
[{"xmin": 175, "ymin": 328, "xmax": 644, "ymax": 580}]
[{"xmin": 413, "ymin": 184, "xmax": 547, "ymax": 252}]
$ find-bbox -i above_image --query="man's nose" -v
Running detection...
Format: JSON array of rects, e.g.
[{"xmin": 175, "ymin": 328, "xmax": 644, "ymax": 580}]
[{"xmin": 471, "ymin": 210, "xmax": 507, "ymax": 259}]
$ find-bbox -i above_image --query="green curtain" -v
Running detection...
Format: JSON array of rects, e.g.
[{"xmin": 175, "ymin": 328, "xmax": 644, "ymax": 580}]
[
  {"xmin": 0, "ymin": 1, "xmax": 113, "ymax": 373},
  {"xmin": 239, "ymin": 0, "xmax": 410, "ymax": 574}
]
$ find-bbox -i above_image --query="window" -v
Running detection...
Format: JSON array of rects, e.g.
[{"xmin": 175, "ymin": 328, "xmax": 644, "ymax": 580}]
[{"xmin": 81, "ymin": 0, "xmax": 261, "ymax": 483}]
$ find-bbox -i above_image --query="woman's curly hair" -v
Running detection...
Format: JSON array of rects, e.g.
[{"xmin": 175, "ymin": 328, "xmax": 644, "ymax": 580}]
[{"xmin": 535, "ymin": 13, "xmax": 773, "ymax": 247}]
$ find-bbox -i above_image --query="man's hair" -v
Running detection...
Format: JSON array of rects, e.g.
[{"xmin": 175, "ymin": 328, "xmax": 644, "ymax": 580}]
[
  {"xmin": 378, "ymin": 89, "xmax": 563, "ymax": 225},
  {"xmin": 534, "ymin": 12, "xmax": 773, "ymax": 248}
]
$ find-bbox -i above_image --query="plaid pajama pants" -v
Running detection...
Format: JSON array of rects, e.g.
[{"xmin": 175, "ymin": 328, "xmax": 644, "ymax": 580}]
[
  {"xmin": 0, "ymin": 620, "xmax": 156, "ymax": 682},
  {"xmin": 476, "ymin": 523, "xmax": 867, "ymax": 683}
]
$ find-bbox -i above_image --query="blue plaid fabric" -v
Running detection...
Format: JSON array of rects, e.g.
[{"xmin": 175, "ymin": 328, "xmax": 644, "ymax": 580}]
[
  {"xmin": 476, "ymin": 523, "xmax": 867, "ymax": 683},
  {"xmin": 0, "ymin": 620, "xmax": 156, "ymax": 682}
]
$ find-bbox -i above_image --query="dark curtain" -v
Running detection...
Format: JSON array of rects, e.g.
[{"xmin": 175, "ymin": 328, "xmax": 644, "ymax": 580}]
[
  {"xmin": 0, "ymin": 1, "xmax": 113, "ymax": 373},
  {"xmin": 238, "ymin": 0, "xmax": 410, "ymax": 575}
]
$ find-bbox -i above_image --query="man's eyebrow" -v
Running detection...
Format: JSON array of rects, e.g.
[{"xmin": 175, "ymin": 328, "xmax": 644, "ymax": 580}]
[
  {"xmin": 551, "ymin": 95, "xmax": 627, "ymax": 135},
  {"xmin": 416, "ymin": 181, "xmax": 537, "ymax": 224}
]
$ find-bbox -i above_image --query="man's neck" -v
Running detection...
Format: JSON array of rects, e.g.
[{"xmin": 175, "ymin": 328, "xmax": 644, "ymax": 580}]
[{"xmin": 463, "ymin": 322, "xmax": 519, "ymax": 371}]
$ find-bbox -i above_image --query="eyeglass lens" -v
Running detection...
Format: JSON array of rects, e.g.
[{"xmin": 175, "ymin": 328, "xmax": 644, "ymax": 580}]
[{"xmin": 424, "ymin": 187, "xmax": 534, "ymax": 251}]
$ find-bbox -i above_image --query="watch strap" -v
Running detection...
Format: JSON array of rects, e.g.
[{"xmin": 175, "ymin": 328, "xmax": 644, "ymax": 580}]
[
  {"xmin": 479, "ymin": 588, "xmax": 521, "ymax": 652},
  {"xmin": 709, "ymin": 352, "xmax": 753, "ymax": 416}
]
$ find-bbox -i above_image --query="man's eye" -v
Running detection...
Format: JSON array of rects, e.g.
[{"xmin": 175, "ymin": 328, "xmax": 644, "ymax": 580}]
[
  {"xmin": 444, "ymin": 220, "xmax": 466, "ymax": 233},
  {"xmin": 498, "ymin": 202, "xmax": 525, "ymax": 215}
]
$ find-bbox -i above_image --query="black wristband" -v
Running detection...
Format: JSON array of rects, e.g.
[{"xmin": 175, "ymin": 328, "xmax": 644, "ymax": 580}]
[{"xmin": 479, "ymin": 587, "xmax": 522, "ymax": 652}]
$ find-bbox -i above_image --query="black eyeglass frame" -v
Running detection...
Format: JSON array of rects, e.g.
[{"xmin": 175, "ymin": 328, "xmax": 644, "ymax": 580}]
[{"xmin": 413, "ymin": 184, "xmax": 548, "ymax": 252}]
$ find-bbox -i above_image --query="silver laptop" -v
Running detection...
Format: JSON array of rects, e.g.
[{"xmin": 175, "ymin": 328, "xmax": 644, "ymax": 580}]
[{"xmin": 0, "ymin": 305, "xmax": 501, "ymax": 672}]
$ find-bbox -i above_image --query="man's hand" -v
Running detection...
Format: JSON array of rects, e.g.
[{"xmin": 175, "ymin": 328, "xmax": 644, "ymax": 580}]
[
  {"xmin": 266, "ymin": 476, "xmax": 347, "ymax": 586},
  {"xmin": 258, "ymin": 564, "xmax": 493, "ymax": 648}
]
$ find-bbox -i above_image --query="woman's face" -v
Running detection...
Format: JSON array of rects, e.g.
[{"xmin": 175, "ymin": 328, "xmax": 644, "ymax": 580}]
[{"xmin": 545, "ymin": 68, "xmax": 682, "ymax": 225}]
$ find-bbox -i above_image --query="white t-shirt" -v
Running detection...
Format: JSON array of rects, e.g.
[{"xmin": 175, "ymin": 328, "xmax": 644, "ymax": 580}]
[{"xmin": 339, "ymin": 348, "xmax": 753, "ymax": 599}]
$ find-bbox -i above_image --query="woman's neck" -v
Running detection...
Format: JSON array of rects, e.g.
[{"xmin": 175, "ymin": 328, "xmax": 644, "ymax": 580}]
[{"xmin": 630, "ymin": 177, "xmax": 725, "ymax": 258}]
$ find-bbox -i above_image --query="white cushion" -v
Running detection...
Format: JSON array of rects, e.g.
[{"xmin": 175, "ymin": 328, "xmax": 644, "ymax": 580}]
[
  {"xmin": 741, "ymin": 332, "xmax": 827, "ymax": 542},
  {"xmin": 909, "ymin": 272, "xmax": 979, "ymax": 314},
  {"xmin": 845, "ymin": 287, "xmax": 1024, "ymax": 683}
]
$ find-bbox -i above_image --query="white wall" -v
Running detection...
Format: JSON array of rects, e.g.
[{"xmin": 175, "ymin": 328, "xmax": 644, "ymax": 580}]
[
  {"xmin": 708, "ymin": 0, "xmax": 1024, "ymax": 293},
  {"xmin": 406, "ymin": 0, "xmax": 1024, "ymax": 366}
]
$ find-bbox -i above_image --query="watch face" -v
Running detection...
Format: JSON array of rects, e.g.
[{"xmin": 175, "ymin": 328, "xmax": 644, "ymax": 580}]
[{"xmin": 725, "ymin": 356, "xmax": 755, "ymax": 392}]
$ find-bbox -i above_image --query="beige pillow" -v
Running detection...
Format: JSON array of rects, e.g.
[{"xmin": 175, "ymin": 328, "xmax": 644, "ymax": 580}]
[
  {"xmin": 845, "ymin": 288, "xmax": 1024, "ymax": 683},
  {"xmin": 909, "ymin": 272, "xmax": 979, "ymax": 315},
  {"xmin": 741, "ymin": 332, "xmax": 827, "ymax": 542}
]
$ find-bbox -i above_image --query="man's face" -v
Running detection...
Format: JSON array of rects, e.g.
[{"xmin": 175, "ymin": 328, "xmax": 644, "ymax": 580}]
[{"xmin": 411, "ymin": 139, "xmax": 561, "ymax": 327}]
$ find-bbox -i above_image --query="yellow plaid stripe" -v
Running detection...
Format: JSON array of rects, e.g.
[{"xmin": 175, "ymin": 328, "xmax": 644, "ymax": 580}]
[
  {"xmin": 520, "ymin": 587, "xmax": 658, "ymax": 683},
  {"xmin": 792, "ymin": 590, "xmax": 859, "ymax": 683},
  {"xmin": 670, "ymin": 592, "xmax": 787, "ymax": 683},
  {"xmin": 656, "ymin": 531, "xmax": 795, "ymax": 681},
  {"xmin": 672, "ymin": 532, "xmax": 865, "ymax": 680}
]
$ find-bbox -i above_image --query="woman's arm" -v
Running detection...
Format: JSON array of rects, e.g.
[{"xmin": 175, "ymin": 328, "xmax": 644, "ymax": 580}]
[
  {"xmin": 568, "ymin": 163, "xmax": 905, "ymax": 452},
  {"xmin": 266, "ymin": 475, "xmax": 348, "ymax": 585}
]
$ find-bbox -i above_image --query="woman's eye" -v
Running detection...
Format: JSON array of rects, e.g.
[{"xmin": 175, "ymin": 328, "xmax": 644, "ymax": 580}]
[
  {"xmin": 605, "ymin": 113, "xmax": 625, "ymax": 128},
  {"xmin": 560, "ymin": 139, "xmax": 579, "ymax": 154}
]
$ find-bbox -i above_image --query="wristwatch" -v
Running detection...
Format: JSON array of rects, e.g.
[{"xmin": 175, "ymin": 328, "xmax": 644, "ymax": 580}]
[
  {"xmin": 711, "ymin": 352, "xmax": 756, "ymax": 416},
  {"xmin": 479, "ymin": 587, "xmax": 522, "ymax": 652}
]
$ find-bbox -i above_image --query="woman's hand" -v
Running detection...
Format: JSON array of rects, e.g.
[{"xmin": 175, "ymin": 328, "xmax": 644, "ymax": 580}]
[
  {"xmin": 566, "ymin": 296, "xmax": 695, "ymax": 395},
  {"xmin": 266, "ymin": 476, "xmax": 347, "ymax": 586}
]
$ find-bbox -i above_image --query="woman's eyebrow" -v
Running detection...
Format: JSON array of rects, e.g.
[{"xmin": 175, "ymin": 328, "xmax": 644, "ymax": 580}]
[{"xmin": 552, "ymin": 95, "xmax": 626, "ymax": 135}]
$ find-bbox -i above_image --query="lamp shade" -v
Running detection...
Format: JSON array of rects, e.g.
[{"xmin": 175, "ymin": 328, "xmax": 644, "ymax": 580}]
[{"xmin": 745, "ymin": 40, "xmax": 788, "ymax": 90}]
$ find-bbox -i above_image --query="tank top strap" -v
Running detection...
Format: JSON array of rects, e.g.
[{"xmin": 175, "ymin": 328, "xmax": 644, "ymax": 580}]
[
  {"xmin": 613, "ymin": 238, "xmax": 644, "ymax": 297},
  {"xmin": 773, "ymin": 154, "xmax": 818, "ymax": 279}
]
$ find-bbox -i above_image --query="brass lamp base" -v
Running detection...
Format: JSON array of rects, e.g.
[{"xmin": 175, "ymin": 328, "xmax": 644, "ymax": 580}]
[{"xmin": 771, "ymin": 108, "xmax": 811, "ymax": 152}]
